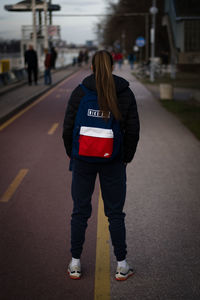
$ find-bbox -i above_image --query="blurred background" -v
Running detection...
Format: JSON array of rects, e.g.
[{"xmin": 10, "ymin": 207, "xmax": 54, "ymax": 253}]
[
  {"xmin": 0, "ymin": 0, "xmax": 199, "ymax": 137},
  {"xmin": 0, "ymin": 0, "xmax": 200, "ymax": 72},
  {"xmin": 0, "ymin": 2, "xmax": 200, "ymax": 299}
]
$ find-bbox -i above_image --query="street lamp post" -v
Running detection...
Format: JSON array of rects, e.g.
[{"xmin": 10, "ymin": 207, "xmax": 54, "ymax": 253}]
[
  {"xmin": 32, "ymin": 0, "xmax": 37, "ymax": 50},
  {"xmin": 49, "ymin": 0, "xmax": 52, "ymax": 25},
  {"xmin": 122, "ymin": 31, "xmax": 126, "ymax": 54},
  {"xmin": 44, "ymin": 0, "xmax": 48, "ymax": 49},
  {"xmin": 149, "ymin": 0, "xmax": 158, "ymax": 82}
]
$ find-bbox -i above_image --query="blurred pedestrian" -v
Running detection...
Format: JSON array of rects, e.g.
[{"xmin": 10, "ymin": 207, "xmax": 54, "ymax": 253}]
[
  {"xmin": 77, "ymin": 50, "xmax": 84, "ymax": 67},
  {"xmin": 83, "ymin": 49, "xmax": 89, "ymax": 64},
  {"xmin": 128, "ymin": 52, "xmax": 136, "ymax": 70},
  {"xmin": 24, "ymin": 44, "xmax": 38, "ymax": 85},
  {"xmin": 44, "ymin": 48, "xmax": 52, "ymax": 85},
  {"xmin": 63, "ymin": 50, "xmax": 140, "ymax": 281},
  {"xmin": 111, "ymin": 51, "xmax": 118, "ymax": 65},
  {"xmin": 161, "ymin": 50, "xmax": 169, "ymax": 70},
  {"xmin": 50, "ymin": 47, "xmax": 57, "ymax": 69},
  {"xmin": 72, "ymin": 57, "xmax": 77, "ymax": 66},
  {"xmin": 111, "ymin": 50, "xmax": 116, "ymax": 62},
  {"xmin": 115, "ymin": 52, "xmax": 123, "ymax": 70}
]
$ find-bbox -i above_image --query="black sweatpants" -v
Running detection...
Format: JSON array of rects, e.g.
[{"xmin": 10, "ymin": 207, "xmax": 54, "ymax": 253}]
[
  {"xmin": 71, "ymin": 159, "xmax": 127, "ymax": 261},
  {"xmin": 27, "ymin": 66, "xmax": 38, "ymax": 84}
]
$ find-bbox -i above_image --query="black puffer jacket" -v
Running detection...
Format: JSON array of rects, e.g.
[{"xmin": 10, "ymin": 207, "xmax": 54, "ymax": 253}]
[{"xmin": 62, "ymin": 73, "xmax": 140, "ymax": 163}]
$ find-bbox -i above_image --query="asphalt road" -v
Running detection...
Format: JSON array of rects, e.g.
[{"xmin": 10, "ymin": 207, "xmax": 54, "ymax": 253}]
[
  {"xmin": 111, "ymin": 66, "xmax": 200, "ymax": 300},
  {"xmin": 0, "ymin": 68, "xmax": 100, "ymax": 300},
  {"xmin": 1, "ymin": 65, "xmax": 200, "ymax": 300}
]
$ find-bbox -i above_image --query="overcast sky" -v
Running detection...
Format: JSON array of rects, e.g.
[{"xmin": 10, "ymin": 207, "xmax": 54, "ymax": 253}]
[{"xmin": 0, "ymin": 0, "xmax": 118, "ymax": 44}]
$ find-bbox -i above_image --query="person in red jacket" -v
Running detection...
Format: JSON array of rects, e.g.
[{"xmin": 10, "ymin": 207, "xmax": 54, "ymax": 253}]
[
  {"xmin": 44, "ymin": 48, "xmax": 52, "ymax": 85},
  {"xmin": 116, "ymin": 52, "xmax": 123, "ymax": 69}
]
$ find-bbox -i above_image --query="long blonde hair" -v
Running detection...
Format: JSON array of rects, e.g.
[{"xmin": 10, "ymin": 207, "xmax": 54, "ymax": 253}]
[{"xmin": 92, "ymin": 50, "xmax": 121, "ymax": 120}]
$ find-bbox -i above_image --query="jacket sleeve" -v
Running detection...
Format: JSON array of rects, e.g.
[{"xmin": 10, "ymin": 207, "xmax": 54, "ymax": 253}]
[
  {"xmin": 62, "ymin": 85, "xmax": 85, "ymax": 157},
  {"xmin": 118, "ymin": 88, "xmax": 140, "ymax": 163}
]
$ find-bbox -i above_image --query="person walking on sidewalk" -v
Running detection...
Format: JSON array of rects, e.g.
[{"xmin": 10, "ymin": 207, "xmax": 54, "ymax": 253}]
[
  {"xmin": 128, "ymin": 52, "xmax": 136, "ymax": 70},
  {"xmin": 44, "ymin": 48, "xmax": 52, "ymax": 85},
  {"xmin": 50, "ymin": 46, "xmax": 57, "ymax": 69},
  {"xmin": 62, "ymin": 50, "xmax": 140, "ymax": 281},
  {"xmin": 24, "ymin": 44, "xmax": 38, "ymax": 85}
]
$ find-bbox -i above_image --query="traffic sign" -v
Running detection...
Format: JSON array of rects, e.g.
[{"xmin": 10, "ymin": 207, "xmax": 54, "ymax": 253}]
[{"xmin": 136, "ymin": 36, "xmax": 146, "ymax": 47}]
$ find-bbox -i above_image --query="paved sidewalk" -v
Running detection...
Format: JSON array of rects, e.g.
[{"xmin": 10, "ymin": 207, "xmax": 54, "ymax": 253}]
[
  {"xmin": 111, "ymin": 65, "xmax": 200, "ymax": 299},
  {"xmin": 0, "ymin": 66, "xmax": 80, "ymax": 124}
]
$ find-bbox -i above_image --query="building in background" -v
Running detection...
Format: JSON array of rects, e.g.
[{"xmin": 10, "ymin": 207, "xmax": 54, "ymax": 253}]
[{"xmin": 163, "ymin": 0, "xmax": 200, "ymax": 71}]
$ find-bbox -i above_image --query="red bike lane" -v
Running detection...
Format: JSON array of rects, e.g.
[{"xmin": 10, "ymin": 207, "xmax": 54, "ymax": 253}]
[{"xmin": 0, "ymin": 68, "xmax": 100, "ymax": 300}]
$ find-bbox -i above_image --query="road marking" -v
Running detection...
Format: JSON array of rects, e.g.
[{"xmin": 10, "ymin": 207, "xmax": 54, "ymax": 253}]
[
  {"xmin": 0, "ymin": 169, "xmax": 29, "ymax": 203},
  {"xmin": 56, "ymin": 94, "xmax": 61, "ymax": 98},
  {"xmin": 0, "ymin": 70, "xmax": 81, "ymax": 132},
  {"xmin": 94, "ymin": 192, "xmax": 110, "ymax": 300},
  {"xmin": 48, "ymin": 122, "xmax": 59, "ymax": 135}
]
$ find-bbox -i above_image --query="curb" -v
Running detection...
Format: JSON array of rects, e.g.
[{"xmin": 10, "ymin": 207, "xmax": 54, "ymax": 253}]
[
  {"xmin": 0, "ymin": 67, "xmax": 80, "ymax": 125},
  {"xmin": 0, "ymin": 65, "xmax": 75, "ymax": 97}
]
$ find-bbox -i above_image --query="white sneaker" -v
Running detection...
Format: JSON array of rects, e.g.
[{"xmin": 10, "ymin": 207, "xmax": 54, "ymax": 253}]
[
  {"xmin": 68, "ymin": 260, "xmax": 81, "ymax": 280},
  {"xmin": 115, "ymin": 262, "xmax": 134, "ymax": 281}
]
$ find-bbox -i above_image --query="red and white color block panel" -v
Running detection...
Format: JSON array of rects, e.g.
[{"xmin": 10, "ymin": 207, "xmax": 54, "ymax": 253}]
[{"xmin": 79, "ymin": 126, "xmax": 114, "ymax": 158}]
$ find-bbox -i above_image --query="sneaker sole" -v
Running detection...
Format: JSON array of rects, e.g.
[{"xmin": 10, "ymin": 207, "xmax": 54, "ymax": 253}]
[
  {"xmin": 115, "ymin": 271, "xmax": 134, "ymax": 281},
  {"xmin": 67, "ymin": 270, "xmax": 81, "ymax": 280}
]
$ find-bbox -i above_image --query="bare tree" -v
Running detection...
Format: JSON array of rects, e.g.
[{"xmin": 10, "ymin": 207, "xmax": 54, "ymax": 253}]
[{"xmin": 96, "ymin": 0, "xmax": 169, "ymax": 59}]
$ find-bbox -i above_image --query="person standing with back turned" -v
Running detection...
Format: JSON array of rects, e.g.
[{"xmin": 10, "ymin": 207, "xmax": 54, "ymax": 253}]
[
  {"xmin": 24, "ymin": 44, "xmax": 38, "ymax": 85},
  {"xmin": 62, "ymin": 50, "xmax": 140, "ymax": 281},
  {"xmin": 44, "ymin": 48, "xmax": 52, "ymax": 85}
]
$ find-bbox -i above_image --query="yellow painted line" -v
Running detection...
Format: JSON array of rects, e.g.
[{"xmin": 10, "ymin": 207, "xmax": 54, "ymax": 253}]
[
  {"xmin": 94, "ymin": 192, "xmax": 110, "ymax": 300},
  {"xmin": 0, "ymin": 70, "xmax": 81, "ymax": 132},
  {"xmin": 0, "ymin": 169, "xmax": 29, "ymax": 203},
  {"xmin": 48, "ymin": 122, "xmax": 59, "ymax": 135}
]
